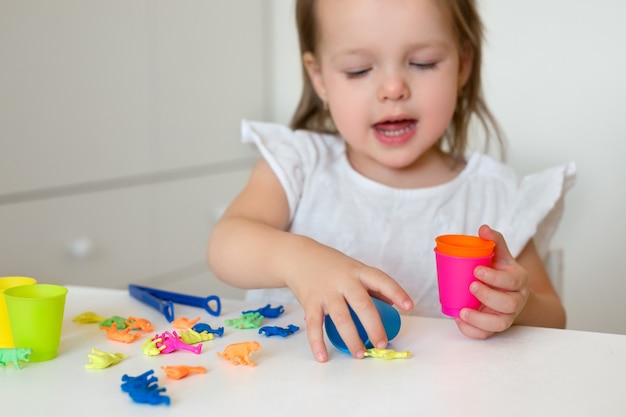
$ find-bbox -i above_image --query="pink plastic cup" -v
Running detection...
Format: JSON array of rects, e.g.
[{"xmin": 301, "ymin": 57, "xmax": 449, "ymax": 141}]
[{"xmin": 434, "ymin": 250, "xmax": 493, "ymax": 318}]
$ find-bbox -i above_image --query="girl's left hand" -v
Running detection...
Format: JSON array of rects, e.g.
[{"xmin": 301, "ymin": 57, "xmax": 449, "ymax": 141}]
[{"xmin": 454, "ymin": 224, "xmax": 530, "ymax": 339}]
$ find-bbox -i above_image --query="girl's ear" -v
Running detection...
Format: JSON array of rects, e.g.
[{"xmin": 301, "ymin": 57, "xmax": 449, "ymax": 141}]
[
  {"xmin": 303, "ymin": 52, "xmax": 327, "ymax": 102},
  {"xmin": 458, "ymin": 48, "xmax": 473, "ymax": 89}
]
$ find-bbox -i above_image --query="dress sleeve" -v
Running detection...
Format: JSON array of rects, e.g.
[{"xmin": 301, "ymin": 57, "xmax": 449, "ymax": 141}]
[
  {"xmin": 241, "ymin": 120, "xmax": 305, "ymax": 220},
  {"xmin": 502, "ymin": 161, "xmax": 577, "ymax": 258}
]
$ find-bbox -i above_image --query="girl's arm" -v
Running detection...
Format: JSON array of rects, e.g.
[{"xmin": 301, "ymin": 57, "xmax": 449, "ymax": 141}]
[
  {"xmin": 207, "ymin": 158, "xmax": 414, "ymax": 361},
  {"xmin": 455, "ymin": 225, "xmax": 566, "ymax": 339}
]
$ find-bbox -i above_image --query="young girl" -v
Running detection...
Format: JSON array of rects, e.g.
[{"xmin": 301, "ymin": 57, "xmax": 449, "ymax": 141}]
[{"xmin": 208, "ymin": 0, "xmax": 575, "ymax": 362}]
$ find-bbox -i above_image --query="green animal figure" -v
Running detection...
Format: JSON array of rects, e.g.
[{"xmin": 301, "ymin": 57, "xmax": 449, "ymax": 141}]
[
  {"xmin": 0, "ymin": 347, "xmax": 32, "ymax": 369},
  {"xmin": 224, "ymin": 312, "xmax": 264, "ymax": 329}
]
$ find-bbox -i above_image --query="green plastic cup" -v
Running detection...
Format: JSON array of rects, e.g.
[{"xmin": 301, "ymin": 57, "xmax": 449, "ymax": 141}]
[
  {"xmin": 4, "ymin": 284, "xmax": 68, "ymax": 362},
  {"xmin": 0, "ymin": 276, "xmax": 37, "ymax": 348}
]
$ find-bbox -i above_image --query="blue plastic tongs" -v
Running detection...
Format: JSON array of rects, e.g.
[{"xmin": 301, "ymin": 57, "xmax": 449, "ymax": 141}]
[{"xmin": 128, "ymin": 284, "xmax": 221, "ymax": 323}]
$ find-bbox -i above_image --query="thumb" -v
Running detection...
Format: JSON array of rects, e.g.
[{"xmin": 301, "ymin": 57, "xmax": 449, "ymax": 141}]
[{"xmin": 477, "ymin": 224, "xmax": 515, "ymax": 267}]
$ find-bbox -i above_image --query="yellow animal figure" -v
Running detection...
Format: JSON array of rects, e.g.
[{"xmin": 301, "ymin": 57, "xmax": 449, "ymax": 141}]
[
  {"xmin": 363, "ymin": 348, "xmax": 411, "ymax": 360},
  {"xmin": 85, "ymin": 349, "xmax": 127, "ymax": 369},
  {"xmin": 217, "ymin": 341, "xmax": 262, "ymax": 366},
  {"xmin": 179, "ymin": 329, "xmax": 214, "ymax": 345}
]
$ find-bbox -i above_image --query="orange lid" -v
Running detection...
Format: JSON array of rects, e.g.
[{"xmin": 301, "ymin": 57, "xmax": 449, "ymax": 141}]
[{"xmin": 435, "ymin": 235, "xmax": 495, "ymax": 258}]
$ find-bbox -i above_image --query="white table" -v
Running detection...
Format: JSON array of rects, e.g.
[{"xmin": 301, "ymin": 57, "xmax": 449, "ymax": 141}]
[{"xmin": 2, "ymin": 285, "xmax": 625, "ymax": 416}]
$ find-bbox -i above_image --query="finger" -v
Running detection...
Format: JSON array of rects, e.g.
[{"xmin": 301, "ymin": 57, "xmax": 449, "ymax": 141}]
[
  {"xmin": 303, "ymin": 306, "xmax": 328, "ymax": 363},
  {"xmin": 470, "ymin": 281, "xmax": 525, "ymax": 314},
  {"xmin": 325, "ymin": 305, "xmax": 367, "ymax": 359},
  {"xmin": 478, "ymin": 224, "xmax": 515, "ymax": 267},
  {"xmin": 363, "ymin": 269, "xmax": 414, "ymax": 312},
  {"xmin": 459, "ymin": 307, "xmax": 514, "ymax": 333},
  {"xmin": 454, "ymin": 317, "xmax": 494, "ymax": 339},
  {"xmin": 346, "ymin": 295, "xmax": 389, "ymax": 350}
]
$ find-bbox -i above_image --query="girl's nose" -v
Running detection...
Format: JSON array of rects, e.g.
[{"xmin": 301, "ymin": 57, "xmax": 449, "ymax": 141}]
[{"xmin": 378, "ymin": 73, "xmax": 410, "ymax": 102}]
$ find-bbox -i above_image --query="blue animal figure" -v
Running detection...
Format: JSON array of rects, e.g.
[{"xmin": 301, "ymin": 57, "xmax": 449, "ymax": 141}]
[
  {"xmin": 121, "ymin": 369, "xmax": 158, "ymax": 392},
  {"xmin": 243, "ymin": 304, "xmax": 285, "ymax": 318},
  {"xmin": 192, "ymin": 322, "xmax": 224, "ymax": 337},
  {"xmin": 0, "ymin": 347, "xmax": 32, "ymax": 369},
  {"xmin": 258, "ymin": 324, "xmax": 300, "ymax": 338},
  {"xmin": 121, "ymin": 369, "xmax": 170, "ymax": 406}
]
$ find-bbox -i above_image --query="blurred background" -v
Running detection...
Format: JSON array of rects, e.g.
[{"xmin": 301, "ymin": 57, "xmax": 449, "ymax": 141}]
[{"xmin": 1, "ymin": 1, "xmax": 624, "ymax": 335}]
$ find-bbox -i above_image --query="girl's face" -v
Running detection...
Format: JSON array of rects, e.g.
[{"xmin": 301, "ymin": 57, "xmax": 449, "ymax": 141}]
[{"xmin": 304, "ymin": 0, "xmax": 471, "ymax": 185}]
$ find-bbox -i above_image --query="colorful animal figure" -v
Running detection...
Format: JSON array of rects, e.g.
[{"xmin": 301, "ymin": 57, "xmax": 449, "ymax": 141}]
[
  {"xmin": 72, "ymin": 311, "xmax": 106, "ymax": 323},
  {"xmin": 171, "ymin": 316, "xmax": 201, "ymax": 330},
  {"xmin": 179, "ymin": 328, "xmax": 214, "ymax": 345},
  {"xmin": 363, "ymin": 348, "xmax": 411, "ymax": 360},
  {"xmin": 99, "ymin": 315, "xmax": 129, "ymax": 330},
  {"xmin": 100, "ymin": 322, "xmax": 141, "ymax": 343},
  {"xmin": 258, "ymin": 324, "xmax": 300, "ymax": 338},
  {"xmin": 0, "ymin": 347, "xmax": 32, "ymax": 369},
  {"xmin": 121, "ymin": 370, "xmax": 170, "ymax": 406},
  {"xmin": 217, "ymin": 341, "xmax": 262, "ymax": 366},
  {"xmin": 85, "ymin": 348, "xmax": 127, "ymax": 369},
  {"xmin": 142, "ymin": 337, "xmax": 166, "ymax": 356},
  {"xmin": 192, "ymin": 322, "xmax": 224, "ymax": 337},
  {"xmin": 126, "ymin": 316, "xmax": 154, "ymax": 332},
  {"xmin": 224, "ymin": 312, "xmax": 264, "ymax": 329},
  {"xmin": 242, "ymin": 304, "xmax": 285, "ymax": 318},
  {"xmin": 153, "ymin": 331, "xmax": 202, "ymax": 354},
  {"xmin": 161, "ymin": 365, "xmax": 207, "ymax": 380}
]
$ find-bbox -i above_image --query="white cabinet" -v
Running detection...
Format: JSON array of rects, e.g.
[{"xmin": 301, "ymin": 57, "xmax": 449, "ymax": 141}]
[{"xmin": 0, "ymin": 1, "xmax": 268, "ymax": 298}]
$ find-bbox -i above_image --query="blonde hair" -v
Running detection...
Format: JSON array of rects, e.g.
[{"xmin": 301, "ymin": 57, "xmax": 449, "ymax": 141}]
[{"xmin": 290, "ymin": 0, "xmax": 504, "ymax": 159}]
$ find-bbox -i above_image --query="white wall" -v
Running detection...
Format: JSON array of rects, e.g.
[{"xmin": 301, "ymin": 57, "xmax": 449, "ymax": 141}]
[{"xmin": 269, "ymin": 1, "xmax": 626, "ymax": 335}]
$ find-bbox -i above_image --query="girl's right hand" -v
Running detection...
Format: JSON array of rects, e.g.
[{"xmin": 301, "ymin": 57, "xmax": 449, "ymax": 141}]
[{"xmin": 283, "ymin": 239, "xmax": 414, "ymax": 362}]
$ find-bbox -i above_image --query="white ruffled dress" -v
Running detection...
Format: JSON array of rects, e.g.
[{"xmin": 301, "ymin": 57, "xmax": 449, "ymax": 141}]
[{"xmin": 241, "ymin": 120, "xmax": 576, "ymax": 318}]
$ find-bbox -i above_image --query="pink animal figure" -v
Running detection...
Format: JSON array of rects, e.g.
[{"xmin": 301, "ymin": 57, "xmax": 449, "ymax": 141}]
[
  {"xmin": 161, "ymin": 365, "xmax": 207, "ymax": 380},
  {"xmin": 100, "ymin": 322, "xmax": 141, "ymax": 343},
  {"xmin": 154, "ymin": 331, "xmax": 202, "ymax": 354},
  {"xmin": 217, "ymin": 341, "xmax": 262, "ymax": 366},
  {"xmin": 171, "ymin": 316, "xmax": 201, "ymax": 330}
]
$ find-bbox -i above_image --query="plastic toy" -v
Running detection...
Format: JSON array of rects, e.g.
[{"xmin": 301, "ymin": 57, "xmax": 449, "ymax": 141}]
[
  {"xmin": 171, "ymin": 316, "xmax": 201, "ymax": 330},
  {"xmin": 224, "ymin": 312, "xmax": 264, "ymax": 329},
  {"xmin": 126, "ymin": 316, "xmax": 154, "ymax": 332},
  {"xmin": 121, "ymin": 369, "xmax": 158, "ymax": 392},
  {"xmin": 242, "ymin": 303, "xmax": 285, "ymax": 318},
  {"xmin": 128, "ymin": 386, "xmax": 170, "ymax": 406},
  {"xmin": 100, "ymin": 322, "xmax": 141, "ymax": 343},
  {"xmin": 99, "ymin": 315, "xmax": 129, "ymax": 329},
  {"xmin": 0, "ymin": 347, "xmax": 32, "ymax": 369},
  {"xmin": 72, "ymin": 311, "xmax": 106, "ymax": 323},
  {"xmin": 161, "ymin": 365, "xmax": 207, "ymax": 380},
  {"xmin": 121, "ymin": 370, "xmax": 170, "ymax": 406},
  {"xmin": 258, "ymin": 324, "xmax": 300, "ymax": 338},
  {"xmin": 179, "ymin": 328, "xmax": 214, "ymax": 345},
  {"xmin": 153, "ymin": 331, "xmax": 202, "ymax": 354},
  {"xmin": 128, "ymin": 284, "xmax": 221, "ymax": 322},
  {"xmin": 142, "ymin": 337, "xmax": 166, "ymax": 356},
  {"xmin": 363, "ymin": 348, "xmax": 411, "ymax": 360},
  {"xmin": 217, "ymin": 341, "xmax": 262, "ymax": 366},
  {"xmin": 192, "ymin": 322, "xmax": 224, "ymax": 337},
  {"xmin": 85, "ymin": 348, "xmax": 127, "ymax": 369}
]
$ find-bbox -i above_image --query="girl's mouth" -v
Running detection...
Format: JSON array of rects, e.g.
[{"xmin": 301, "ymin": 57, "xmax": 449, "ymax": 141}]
[{"xmin": 372, "ymin": 119, "xmax": 417, "ymax": 145}]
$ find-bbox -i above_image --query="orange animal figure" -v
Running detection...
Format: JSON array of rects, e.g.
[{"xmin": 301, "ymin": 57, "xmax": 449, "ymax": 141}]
[
  {"xmin": 171, "ymin": 316, "xmax": 201, "ymax": 330},
  {"xmin": 126, "ymin": 316, "xmax": 154, "ymax": 332},
  {"xmin": 100, "ymin": 322, "xmax": 141, "ymax": 343},
  {"xmin": 217, "ymin": 341, "xmax": 262, "ymax": 366},
  {"xmin": 161, "ymin": 365, "xmax": 207, "ymax": 380}
]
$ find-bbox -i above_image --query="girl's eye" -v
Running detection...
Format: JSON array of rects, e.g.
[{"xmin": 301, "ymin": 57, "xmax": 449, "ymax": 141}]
[
  {"xmin": 345, "ymin": 68, "xmax": 371, "ymax": 79},
  {"xmin": 410, "ymin": 62, "xmax": 438, "ymax": 70}
]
